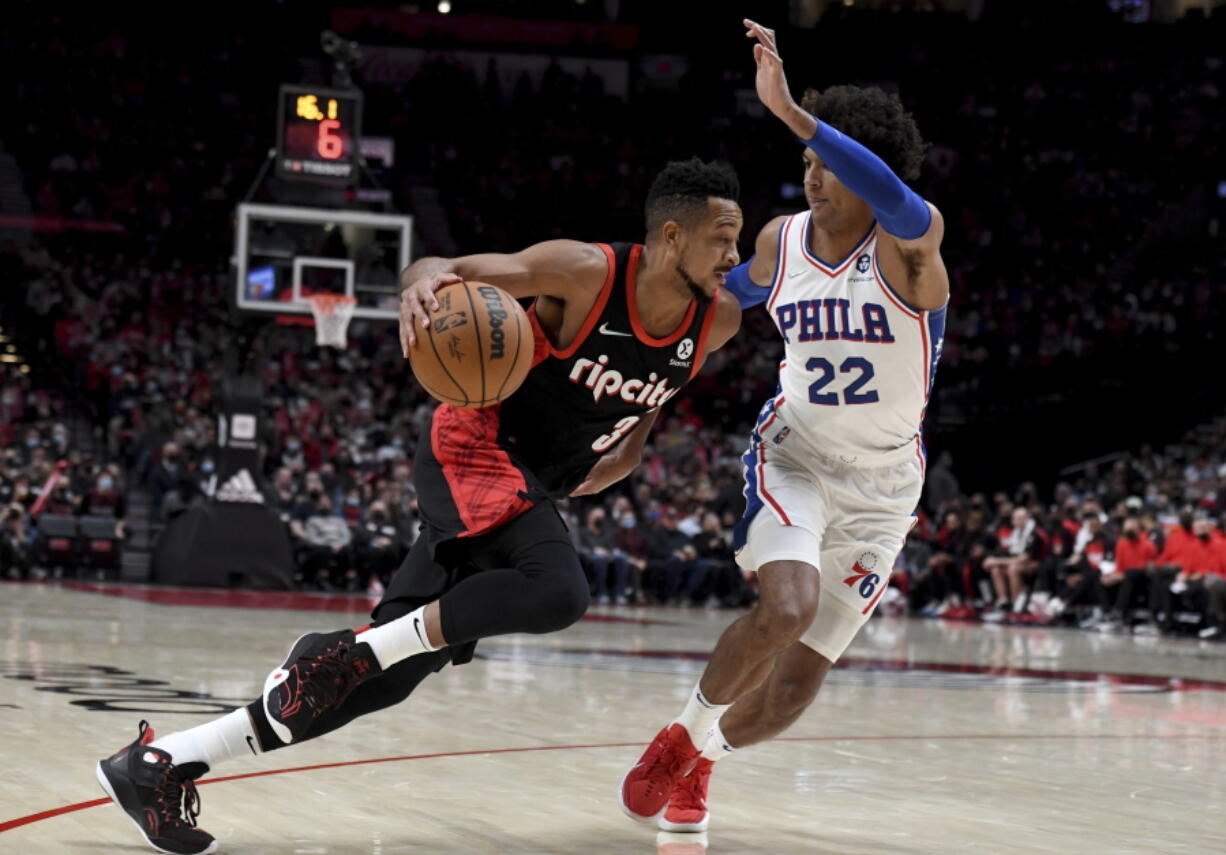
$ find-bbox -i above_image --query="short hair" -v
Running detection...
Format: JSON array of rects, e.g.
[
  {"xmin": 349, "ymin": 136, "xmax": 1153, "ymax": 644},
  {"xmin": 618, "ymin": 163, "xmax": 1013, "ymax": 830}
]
[
  {"xmin": 644, "ymin": 158, "xmax": 740, "ymax": 233},
  {"xmin": 800, "ymin": 85, "xmax": 927, "ymax": 181}
]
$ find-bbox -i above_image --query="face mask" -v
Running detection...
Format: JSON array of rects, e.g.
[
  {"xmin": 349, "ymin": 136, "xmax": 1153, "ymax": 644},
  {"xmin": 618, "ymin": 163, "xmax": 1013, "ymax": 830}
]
[
  {"xmin": 347, "ymin": 497, "xmax": 360, "ymax": 506},
  {"xmin": 287, "ymin": 442, "xmax": 301, "ymax": 452},
  {"xmin": 98, "ymin": 476, "xmax": 114, "ymax": 491},
  {"xmin": 26, "ymin": 438, "xmax": 39, "ymax": 448},
  {"xmin": 620, "ymin": 516, "xmax": 636, "ymax": 529},
  {"xmin": 201, "ymin": 461, "xmax": 214, "ymax": 474}
]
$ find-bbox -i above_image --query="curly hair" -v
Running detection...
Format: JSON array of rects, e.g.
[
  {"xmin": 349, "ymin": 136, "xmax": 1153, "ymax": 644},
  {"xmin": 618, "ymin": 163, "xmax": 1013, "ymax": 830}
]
[
  {"xmin": 800, "ymin": 85, "xmax": 927, "ymax": 181},
  {"xmin": 644, "ymin": 157, "xmax": 740, "ymax": 232}
]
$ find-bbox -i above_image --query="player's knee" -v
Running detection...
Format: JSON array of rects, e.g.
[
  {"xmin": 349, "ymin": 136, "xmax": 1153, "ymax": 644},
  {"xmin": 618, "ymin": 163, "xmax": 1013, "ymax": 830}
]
[
  {"xmin": 753, "ymin": 565, "xmax": 820, "ymax": 645},
  {"xmin": 536, "ymin": 564, "xmax": 590, "ymax": 632},
  {"xmin": 751, "ymin": 597, "xmax": 818, "ymax": 647}
]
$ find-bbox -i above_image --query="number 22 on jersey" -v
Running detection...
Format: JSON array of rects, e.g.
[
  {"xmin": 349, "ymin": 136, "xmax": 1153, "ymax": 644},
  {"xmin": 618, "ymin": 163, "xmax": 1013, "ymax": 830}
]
[{"xmin": 805, "ymin": 356, "xmax": 879, "ymax": 405}]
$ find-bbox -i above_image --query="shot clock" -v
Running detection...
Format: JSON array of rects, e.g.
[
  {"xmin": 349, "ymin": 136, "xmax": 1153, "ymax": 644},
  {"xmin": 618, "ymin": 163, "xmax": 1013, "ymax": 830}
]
[{"xmin": 276, "ymin": 84, "xmax": 363, "ymax": 183}]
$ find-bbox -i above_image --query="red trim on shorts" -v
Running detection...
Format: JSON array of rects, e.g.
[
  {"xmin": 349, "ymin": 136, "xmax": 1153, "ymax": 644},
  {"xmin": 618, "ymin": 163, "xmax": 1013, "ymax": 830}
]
[
  {"xmin": 688, "ymin": 291, "xmax": 721, "ymax": 381},
  {"xmin": 430, "ymin": 404, "xmax": 534, "ymax": 538},
  {"xmin": 549, "ymin": 243, "xmax": 617, "ymax": 360},
  {"xmin": 626, "ymin": 244, "xmax": 698, "ymax": 346},
  {"xmin": 755, "ymin": 408, "xmax": 792, "ymax": 526}
]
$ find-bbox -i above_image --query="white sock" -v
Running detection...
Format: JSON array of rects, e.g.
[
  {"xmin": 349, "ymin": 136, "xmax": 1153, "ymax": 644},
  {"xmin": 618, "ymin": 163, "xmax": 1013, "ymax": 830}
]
[
  {"xmin": 356, "ymin": 604, "xmax": 441, "ymax": 669},
  {"xmin": 673, "ymin": 681, "xmax": 731, "ymax": 748},
  {"xmin": 151, "ymin": 709, "xmax": 260, "ymax": 771},
  {"xmin": 700, "ymin": 719, "xmax": 738, "ymax": 763}
]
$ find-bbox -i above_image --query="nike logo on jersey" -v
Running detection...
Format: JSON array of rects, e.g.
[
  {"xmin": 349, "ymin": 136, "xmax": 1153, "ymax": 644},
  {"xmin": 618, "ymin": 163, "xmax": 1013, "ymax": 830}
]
[
  {"xmin": 786, "ymin": 269, "xmax": 806, "ymax": 279},
  {"xmin": 599, "ymin": 322, "xmax": 633, "ymax": 337},
  {"xmin": 246, "ymin": 735, "xmax": 258, "ymax": 755}
]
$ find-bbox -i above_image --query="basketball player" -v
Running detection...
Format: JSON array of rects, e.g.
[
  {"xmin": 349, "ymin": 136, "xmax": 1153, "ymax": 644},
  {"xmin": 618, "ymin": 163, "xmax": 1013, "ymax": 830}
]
[
  {"xmin": 620, "ymin": 20, "xmax": 948, "ymax": 833},
  {"xmin": 95, "ymin": 159, "xmax": 743, "ymax": 854}
]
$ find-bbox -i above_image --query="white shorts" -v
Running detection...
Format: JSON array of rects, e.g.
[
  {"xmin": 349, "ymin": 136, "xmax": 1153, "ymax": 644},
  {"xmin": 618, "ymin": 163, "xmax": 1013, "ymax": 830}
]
[{"xmin": 733, "ymin": 400, "xmax": 922, "ymax": 662}]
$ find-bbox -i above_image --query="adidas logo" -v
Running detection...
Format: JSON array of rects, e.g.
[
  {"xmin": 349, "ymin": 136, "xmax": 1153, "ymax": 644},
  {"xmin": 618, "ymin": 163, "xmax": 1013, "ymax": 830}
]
[{"xmin": 215, "ymin": 468, "xmax": 265, "ymax": 504}]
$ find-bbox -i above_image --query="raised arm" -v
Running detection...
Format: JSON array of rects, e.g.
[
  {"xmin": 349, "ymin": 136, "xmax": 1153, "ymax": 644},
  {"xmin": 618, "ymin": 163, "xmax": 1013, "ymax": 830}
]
[
  {"xmin": 398, "ymin": 239, "xmax": 608, "ymax": 354},
  {"xmin": 744, "ymin": 19, "xmax": 948, "ymax": 311}
]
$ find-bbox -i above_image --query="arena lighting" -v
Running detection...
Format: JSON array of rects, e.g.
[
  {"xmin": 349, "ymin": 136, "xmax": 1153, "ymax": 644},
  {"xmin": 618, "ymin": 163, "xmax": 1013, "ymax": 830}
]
[
  {"xmin": 438, "ymin": 0, "xmax": 452, "ymax": 12},
  {"xmin": 0, "ymin": 355, "xmax": 21, "ymax": 363}
]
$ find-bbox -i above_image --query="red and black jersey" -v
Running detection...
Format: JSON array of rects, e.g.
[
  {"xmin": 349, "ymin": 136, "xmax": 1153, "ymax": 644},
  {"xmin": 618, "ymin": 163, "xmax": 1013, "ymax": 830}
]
[{"xmin": 415, "ymin": 242, "xmax": 720, "ymax": 549}]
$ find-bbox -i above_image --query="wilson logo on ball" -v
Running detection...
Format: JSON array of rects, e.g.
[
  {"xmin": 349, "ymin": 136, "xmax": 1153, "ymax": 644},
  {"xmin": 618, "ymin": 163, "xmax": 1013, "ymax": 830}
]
[{"xmin": 477, "ymin": 285, "xmax": 508, "ymax": 359}]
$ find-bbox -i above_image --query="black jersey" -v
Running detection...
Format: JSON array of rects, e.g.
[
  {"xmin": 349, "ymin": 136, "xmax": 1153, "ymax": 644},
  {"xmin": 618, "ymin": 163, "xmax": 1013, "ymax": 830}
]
[
  {"xmin": 414, "ymin": 242, "xmax": 720, "ymax": 547},
  {"xmin": 501, "ymin": 242, "xmax": 717, "ymax": 496}
]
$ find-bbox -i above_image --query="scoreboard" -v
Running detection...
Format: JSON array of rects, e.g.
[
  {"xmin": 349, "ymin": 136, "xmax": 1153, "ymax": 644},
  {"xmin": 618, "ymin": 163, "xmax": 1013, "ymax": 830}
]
[{"xmin": 276, "ymin": 84, "xmax": 363, "ymax": 183}]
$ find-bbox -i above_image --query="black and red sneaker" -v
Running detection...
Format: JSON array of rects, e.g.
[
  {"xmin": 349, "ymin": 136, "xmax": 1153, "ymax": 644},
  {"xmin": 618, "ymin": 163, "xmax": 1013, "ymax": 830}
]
[
  {"xmin": 95, "ymin": 720, "xmax": 217, "ymax": 855},
  {"xmin": 262, "ymin": 628, "xmax": 382, "ymax": 744}
]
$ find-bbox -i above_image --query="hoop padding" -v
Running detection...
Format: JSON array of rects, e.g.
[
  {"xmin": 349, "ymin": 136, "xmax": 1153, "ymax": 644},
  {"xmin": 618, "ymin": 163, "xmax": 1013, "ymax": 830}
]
[{"xmin": 307, "ymin": 294, "xmax": 358, "ymax": 348}]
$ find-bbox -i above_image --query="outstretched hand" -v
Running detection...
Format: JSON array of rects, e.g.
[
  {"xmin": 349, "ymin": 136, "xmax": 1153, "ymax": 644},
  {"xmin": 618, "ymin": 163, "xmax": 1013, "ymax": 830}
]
[
  {"xmin": 744, "ymin": 19, "xmax": 791, "ymax": 117},
  {"xmin": 744, "ymin": 19, "xmax": 817, "ymax": 139}
]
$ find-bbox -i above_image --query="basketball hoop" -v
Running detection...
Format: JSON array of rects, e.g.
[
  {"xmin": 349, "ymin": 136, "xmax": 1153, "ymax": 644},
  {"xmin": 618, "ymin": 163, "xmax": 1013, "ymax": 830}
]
[{"xmin": 306, "ymin": 294, "xmax": 358, "ymax": 348}]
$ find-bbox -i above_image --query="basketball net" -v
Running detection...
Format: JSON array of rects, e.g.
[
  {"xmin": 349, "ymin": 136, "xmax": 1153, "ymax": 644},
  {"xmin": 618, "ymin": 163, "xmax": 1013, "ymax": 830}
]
[{"xmin": 306, "ymin": 294, "xmax": 358, "ymax": 349}]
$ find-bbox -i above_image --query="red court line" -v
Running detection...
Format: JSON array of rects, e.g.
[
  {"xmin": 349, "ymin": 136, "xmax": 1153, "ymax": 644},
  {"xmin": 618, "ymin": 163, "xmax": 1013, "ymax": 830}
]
[{"xmin": 3, "ymin": 733, "xmax": 1222, "ymax": 833}]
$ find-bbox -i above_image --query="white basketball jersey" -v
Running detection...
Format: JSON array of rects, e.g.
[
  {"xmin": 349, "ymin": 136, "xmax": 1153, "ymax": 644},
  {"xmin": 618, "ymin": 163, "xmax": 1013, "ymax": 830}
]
[{"xmin": 763, "ymin": 210, "xmax": 946, "ymax": 468}]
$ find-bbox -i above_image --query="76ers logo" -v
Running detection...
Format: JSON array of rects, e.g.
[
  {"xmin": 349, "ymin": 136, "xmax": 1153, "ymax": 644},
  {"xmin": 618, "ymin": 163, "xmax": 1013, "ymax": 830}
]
[{"xmin": 842, "ymin": 551, "xmax": 881, "ymax": 599}]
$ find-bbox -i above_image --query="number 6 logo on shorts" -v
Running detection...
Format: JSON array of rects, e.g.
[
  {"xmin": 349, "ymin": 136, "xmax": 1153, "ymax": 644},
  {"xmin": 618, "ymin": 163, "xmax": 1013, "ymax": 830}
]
[{"xmin": 842, "ymin": 551, "xmax": 881, "ymax": 599}]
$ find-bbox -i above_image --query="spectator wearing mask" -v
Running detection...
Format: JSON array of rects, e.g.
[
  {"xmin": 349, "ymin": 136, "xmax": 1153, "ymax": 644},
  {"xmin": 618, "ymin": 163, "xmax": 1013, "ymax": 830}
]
[
  {"xmin": 352, "ymin": 501, "xmax": 406, "ymax": 596},
  {"xmin": 149, "ymin": 442, "xmax": 195, "ymax": 521},
  {"xmin": 613, "ymin": 509, "xmax": 649, "ymax": 604},
  {"xmin": 1157, "ymin": 518, "xmax": 1224, "ymax": 635},
  {"xmin": 577, "ymin": 506, "xmax": 631, "ymax": 605},
  {"xmin": 80, "ymin": 464, "xmax": 128, "ymax": 540},
  {"xmin": 1095, "ymin": 517, "xmax": 1158, "ymax": 631},
  {"xmin": 292, "ymin": 490, "xmax": 353, "ymax": 591}
]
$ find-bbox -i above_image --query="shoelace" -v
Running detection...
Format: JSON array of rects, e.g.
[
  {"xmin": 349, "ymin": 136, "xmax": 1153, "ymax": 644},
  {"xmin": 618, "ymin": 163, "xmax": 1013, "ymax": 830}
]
[
  {"xmin": 298, "ymin": 643, "xmax": 361, "ymax": 715},
  {"xmin": 671, "ymin": 763, "xmax": 710, "ymax": 812},
  {"xmin": 647, "ymin": 742, "xmax": 695, "ymax": 794},
  {"xmin": 156, "ymin": 764, "xmax": 202, "ymax": 828}
]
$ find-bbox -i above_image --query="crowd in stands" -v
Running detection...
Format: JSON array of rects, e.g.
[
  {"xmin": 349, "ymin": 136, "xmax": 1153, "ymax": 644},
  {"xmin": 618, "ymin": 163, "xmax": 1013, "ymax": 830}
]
[
  {"xmin": 0, "ymin": 374, "xmax": 128, "ymax": 579},
  {"xmin": 900, "ymin": 419, "xmax": 1226, "ymax": 639},
  {"xmin": 2, "ymin": 6, "xmax": 1224, "ymax": 637}
]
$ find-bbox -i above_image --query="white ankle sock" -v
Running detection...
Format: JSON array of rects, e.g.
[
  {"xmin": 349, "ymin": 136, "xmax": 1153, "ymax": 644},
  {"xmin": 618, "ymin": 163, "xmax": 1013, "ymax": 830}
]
[
  {"xmin": 356, "ymin": 604, "xmax": 441, "ymax": 669},
  {"xmin": 151, "ymin": 709, "xmax": 260, "ymax": 771},
  {"xmin": 700, "ymin": 719, "xmax": 737, "ymax": 762},
  {"xmin": 673, "ymin": 681, "xmax": 731, "ymax": 748}
]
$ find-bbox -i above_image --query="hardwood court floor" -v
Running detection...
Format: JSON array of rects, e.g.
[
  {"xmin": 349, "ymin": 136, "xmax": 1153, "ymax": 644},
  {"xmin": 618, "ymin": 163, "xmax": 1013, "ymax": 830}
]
[{"xmin": 1, "ymin": 581, "xmax": 1223, "ymax": 854}]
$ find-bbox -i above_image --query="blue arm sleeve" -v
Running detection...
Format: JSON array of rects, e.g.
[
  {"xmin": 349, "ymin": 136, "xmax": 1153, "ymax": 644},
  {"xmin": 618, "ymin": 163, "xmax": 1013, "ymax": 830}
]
[
  {"xmin": 723, "ymin": 260, "xmax": 770, "ymax": 309},
  {"xmin": 803, "ymin": 121, "xmax": 932, "ymax": 240}
]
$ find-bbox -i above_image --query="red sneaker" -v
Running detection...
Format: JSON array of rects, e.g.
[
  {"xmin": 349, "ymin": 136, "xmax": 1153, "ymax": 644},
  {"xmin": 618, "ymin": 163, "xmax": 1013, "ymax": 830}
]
[
  {"xmin": 619, "ymin": 723, "xmax": 700, "ymax": 822},
  {"xmin": 658, "ymin": 756, "xmax": 713, "ymax": 832}
]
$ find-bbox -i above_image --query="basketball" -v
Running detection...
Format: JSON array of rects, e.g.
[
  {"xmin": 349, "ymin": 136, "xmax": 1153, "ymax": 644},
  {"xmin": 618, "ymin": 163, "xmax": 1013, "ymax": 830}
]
[{"xmin": 407, "ymin": 281, "xmax": 535, "ymax": 408}]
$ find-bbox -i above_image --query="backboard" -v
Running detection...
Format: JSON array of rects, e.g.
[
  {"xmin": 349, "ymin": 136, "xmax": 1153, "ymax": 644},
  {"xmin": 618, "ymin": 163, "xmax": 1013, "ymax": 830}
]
[{"xmin": 233, "ymin": 203, "xmax": 411, "ymax": 321}]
